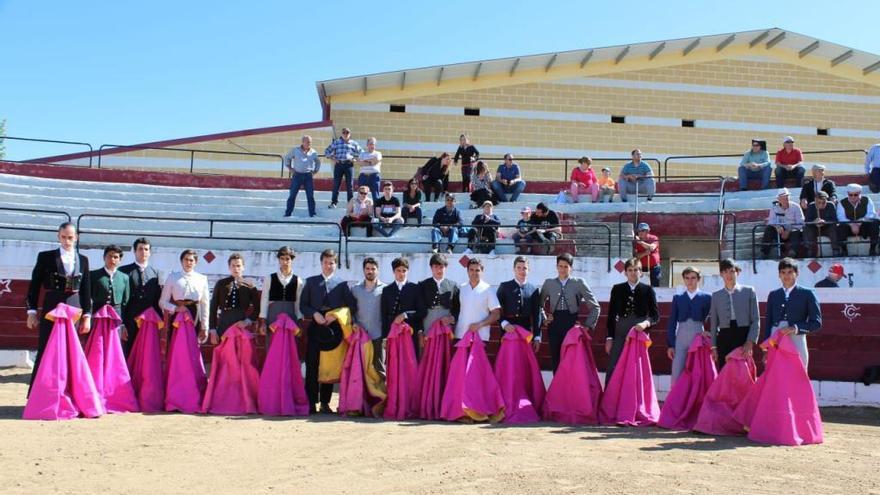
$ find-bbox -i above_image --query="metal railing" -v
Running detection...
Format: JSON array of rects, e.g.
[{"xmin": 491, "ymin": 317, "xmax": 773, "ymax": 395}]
[
  {"xmin": 1, "ymin": 136, "xmax": 94, "ymax": 167},
  {"xmin": 750, "ymin": 220, "xmax": 876, "ymax": 271},
  {"xmin": 618, "ymin": 211, "xmax": 737, "ymax": 262},
  {"xmin": 0, "ymin": 206, "xmax": 72, "ymax": 234},
  {"xmin": 663, "ymin": 148, "xmax": 868, "ymax": 182},
  {"xmin": 97, "ymin": 144, "xmax": 286, "ymax": 176}
]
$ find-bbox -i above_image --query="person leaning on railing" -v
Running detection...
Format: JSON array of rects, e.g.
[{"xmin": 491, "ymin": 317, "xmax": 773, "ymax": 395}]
[
  {"xmin": 835, "ymin": 183, "xmax": 879, "ymax": 256},
  {"xmin": 618, "ymin": 149, "xmax": 655, "ymax": 202}
]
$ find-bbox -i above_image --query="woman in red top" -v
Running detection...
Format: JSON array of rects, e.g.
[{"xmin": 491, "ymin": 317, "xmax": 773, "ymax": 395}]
[
  {"xmin": 774, "ymin": 136, "xmax": 805, "ymax": 188},
  {"xmin": 570, "ymin": 156, "xmax": 599, "ymax": 203}
]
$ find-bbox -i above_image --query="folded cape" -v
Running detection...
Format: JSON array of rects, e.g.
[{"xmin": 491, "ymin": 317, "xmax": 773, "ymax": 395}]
[
  {"xmin": 599, "ymin": 327, "xmax": 660, "ymax": 426},
  {"xmin": 543, "ymin": 325, "xmax": 602, "ymax": 425},
  {"xmin": 317, "ymin": 307, "xmax": 353, "ymax": 384},
  {"xmin": 441, "ymin": 331, "xmax": 505, "ymax": 423},
  {"xmin": 164, "ymin": 311, "xmax": 207, "ymax": 413},
  {"xmin": 693, "ymin": 347, "xmax": 756, "ymax": 436},
  {"xmin": 494, "ymin": 325, "xmax": 546, "ymax": 424},
  {"xmin": 84, "ymin": 304, "xmax": 140, "ymax": 413},
  {"xmin": 658, "ymin": 334, "xmax": 716, "ymax": 430},
  {"xmin": 202, "ymin": 322, "xmax": 260, "ymax": 415},
  {"xmin": 384, "ymin": 322, "xmax": 421, "ymax": 420},
  {"xmin": 258, "ymin": 313, "xmax": 309, "ymax": 416},
  {"xmin": 338, "ymin": 326, "xmax": 387, "ymax": 417},
  {"xmin": 127, "ymin": 308, "xmax": 166, "ymax": 412},
  {"xmin": 417, "ymin": 319, "xmax": 454, "ymax": 420}
]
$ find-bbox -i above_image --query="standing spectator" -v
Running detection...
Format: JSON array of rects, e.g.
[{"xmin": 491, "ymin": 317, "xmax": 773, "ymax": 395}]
[
  {"xmin": 283, "ymin": 135, "xmax": 321, "ymax": 218},
  {"xmin": 325, "ymin": 128, "xmax": 363, "ymax": 208},
  {"xmin": 420, "ymin": 153, "xmax": 451, "ymax": 202},
  {"xmin": 527, "ymin": 202, "xmax": 562, "ymax": 255},
  {"xmin": 491, "ymin": 153, "xmax": 526, "ymax": 202},
  {"xmin": 453, "ymin": 134, "xmax": 480, "ymax": 193},
  {"xmin": 597, "ymin": 167, "xmax": 616, "ymax": 203},
  {"xmin": 512, "ymin": 206, "xmax": 536, "ymax": 254},
  {"xmin": 799, "ymin": 164, "xmax": 836, "ymax": 209},
  {"xmin": 836, "ymin": 183, "xmax": 879, "ymax": 256},
  {"xmin": 469, "ymin": 160, "xmax": 496, "ymax": 208},
  {"xmin": 774, "ymin": 136, "xmax": 805, "ymax": 188},
  {"xmin": 619, "ymin": 149, "xmax": 656, "ymax": 202},
  {"xmin": 803, "ymin": 191, "xmax": 839, "ymax": 257},
  {"xmin": 570, "ymin": 156, "xmax": 599, "ymax": 203},
  {"xmin": 351, "ymin": 257, "xmax": 387, "ymax": 379},
  {"xmin": 464, "ymin": 201, "xmax": 500, "ymax": 256},
  {"xmin": 865, "ymin": 141, "xmax": 880, "ymax": 193},
  {"xmin": 340, "ymin": 186, "xmax": 374, "ymax": 237},
  {"xmin": 373, "ymin": 181, "xmax": 403, "ymax": 237},
  {"xmin": 431, "ymin": 194, "xmax": 463, "ymax": 253},
  {"xmin": 815, "ymin": 263, "xmax": 846, "ymax": 288},
  {"xmin": 738, "ymin": 139, "xmax": 772, "ymax": 191},
  {"xmin": 401, "ymin": 178, "xmax": 424, "ymax": 225},
  {"xmin": 357, "ymin": 137, "xmax": 382, "ymax": 202},
  {"xmin": 633, "ymin": 222, "xmax": 661, "ymax": 287},
  {"xmin": 760, "ymin": 188, "xmax": 804, "ymax": 259}
]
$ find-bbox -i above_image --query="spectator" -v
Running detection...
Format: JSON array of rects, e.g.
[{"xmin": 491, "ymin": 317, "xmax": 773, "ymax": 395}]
[
  {"xmin": 491, "ymin": 153, "xmax": 526, "ymax": 202},
  {"xmin": 373, "ymin": 181, "xmax": 403, "ymax": 237},
  {"xmin": 469, "ymin": 160, "xmax": 496, "ymax": 208},
  {"xmin": 799, "ymin": 163, "xmax": 837, "ymax": 210},
  {"xmin": 453, "ymin": 134, "xmax": 480, "ymax": 193},
  {"xmin": 420, "ymin": 153, "xmax": 451, "ymax": 202},
  {"xmin": 512, "ymin": 206, "xmax": 536, "ymax": 254},
  {"xmin": 527, "ymin": 202, "xmax": 562, "ymax": 254},
  {"xmin": 761, "ymin": 188, "xmax": 804, "ymax": 259},
  {"xmin": 431, "ymin": 194, "xmax": 463, "ymax": 254},
  {"xmin": 619, "ymin": 149, "xmax": 656, "ymax": 202},
  {"xmin": 738, "ymin": 139, "xmax": 772, "ymax": 191},
  {"xmin": 803, "ymin": 191, "xmax": 839, "ymax": 257},
  {"xmin": 357, "ymin": 137, "xmax": 382, "ymax": 202},
  {"xmin": 465, "ymin": 201, "xmax": 500, "ymax": 257},
  {"xmin": 325, "ymin": 127, "xmax": 363, "ymax": 208},
  {"xmin": 836, "ymin": 183, "xmax": 879, "ymax": 256},
  {"xmin": 866, "ymin": 141, "xmax": 880, "ymax": 194},
  {"xmin": 401, "ymin": 178, "xmax": 423, "ymax": 225},
  {"xmin": 815, "ymin": 263, "xmax": 846, "ymax": 288},
  {"xmin": 283, "ymin": 135, "xmax": 321, "ymax": 218},
  {"xmin": 774, "ymin": 136, "xmax": 805, "ymax": 188},
  {"xmin": 597, "ymin": 167, "xmax": 616, "ymax": 203},
  {"xmin": 340, "ymin": 185, "xmax": 374, "ymax": 237},
  {"xmin": 633, "ymin": 222, "xmax": 661, "ymax": 287},
  {"xmin": 570, "ymin": 156, "xmax": 599, "ymax": 203}
]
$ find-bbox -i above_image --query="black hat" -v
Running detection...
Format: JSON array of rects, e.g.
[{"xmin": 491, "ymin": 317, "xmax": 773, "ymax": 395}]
[{"xmin": 313, "ymin": 322, "xmax": 344, "ymax": 351}]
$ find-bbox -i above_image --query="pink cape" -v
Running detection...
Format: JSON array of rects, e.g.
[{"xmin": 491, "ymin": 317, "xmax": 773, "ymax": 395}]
[
  {"xmin": 384, "ymin": 322, "xmax": 421, "ymax": 420},
  {"xmin": 417, "ymin": 320, "xmax": 454, "ymax": 420},
  {"xmin": 23, "ymin": 303, "xmax": 105, "ymax": 420},
  {"xmin": 732, "ymin": 332, "xmax": 824, "ymax": 446},
  {"xmin": 599, "ymin": 328, "xmax": 660, "ymax": 426},
  {"xmin": 164, "ymin": 311, "xmax": 207, "ymax": 413},
  {"xmin": 494, "ymin": 325, "xmax": 546, "ymax": 424},
  {"xmin": 658, "ymin": 334, "xmax": 717, "ymax": 430},
  {"xmin": 84, "ymin": 305, "xmax": 140, "ymax": 413},
  {"xmin": 126, "ymin": 308, "xmax": 166, "ymax": 413},
  {"xmin": 693, "ymin": 348, "xmax": 756, "ymax": 436},
  {"xmin": 338, "ymin": 327, "xmax": 386, "ymax": 417},
  {"xmin": 202, "ymin": 323, "xmax": 261, "ymax": 415},
  {"xmin": 543, "ymin": 325, "xmax": 603, "ymax": 425},
  {"xmin": 257, "ymin": 314, "xmax": 309, "ymax": 416},
  {"xmin": 440, "ymin": 331, "xmax": 505, "ymax": 422}
]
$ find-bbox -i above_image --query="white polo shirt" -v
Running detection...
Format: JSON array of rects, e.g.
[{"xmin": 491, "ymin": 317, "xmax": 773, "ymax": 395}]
[{"xmin": 454, "ymin": 280, "xmax": 500, "ymax": 341}]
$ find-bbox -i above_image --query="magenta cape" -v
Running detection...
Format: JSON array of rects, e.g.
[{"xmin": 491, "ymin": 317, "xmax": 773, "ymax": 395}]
[
  {"xmin": 257, "ymin": 313, "xmax": 309, "ymax": 416},
  {"xmin": 598, "ymin": 328, "xmax": 660, "ymax": 426},
  {"xmin": 493, "ymin": 325, "xmax": 546, "ymax": 424},
  {"xmin": 732, "ymin": 332, "xmax": 824, "ymax": 446},
  {"xmin": 23, "ymin": 304, "xmax": 105, "ymax": 420},
  {"xmin": 543, "ymin": 326, "xmax": 603, "ymax": 425},
  {"xmin": 84, "ymin": 305, "xmax": 140, "ymax": 413},
  {"xmin": 338, "ymin": 327, "xmax": 386, "ymax": 417},
  {"xmin": 440, "ymin": 331, "xmax": 505, "ymax": 422},
  {"xmin": 164, "ymin": 311, "xmax": 207, "ymax": 413},
  {"xmin": 384, "ymin": 322, "xmax": 421, "ymax": 420},
  {"xmin": 201, "ymin": 323, "xmax": 260, "ymax": 415},
  {"xmin": 693, "ymin": 348, "xmax": 756, "ymax": 436},
  {"xmin": 417, "ymin": 320, "xmax": 454, "ymax": 420},
  {"xmin": 127, "ymin": 308, "xmax": 165, "ymax": 412},
  {"xmin": 658, "ymin": 334, "xmax": 717, "ymax": 430}
]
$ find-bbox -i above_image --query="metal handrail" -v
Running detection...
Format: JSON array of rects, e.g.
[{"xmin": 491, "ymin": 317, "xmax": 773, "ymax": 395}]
[
  {"xmin": 0, "ymin": 206, "xmax": 72, "ymax": 233},
  {"xmin": 618, "ymin": 210, "xmax": 737, "ymax": 261},
  {"xmin": 663, "ymin": 148, "xmax": 869, "ymax": 181},
  {"xmin": 749, "ymin": 220, "xmax": 874, "ymax": 272},
  {"xmin": 97, "ymin": 144, "xmax": 286, "ymax": 176},
  {"xmin": 1, "ymin": 136, "xmax": 94, "ymax": 167}
]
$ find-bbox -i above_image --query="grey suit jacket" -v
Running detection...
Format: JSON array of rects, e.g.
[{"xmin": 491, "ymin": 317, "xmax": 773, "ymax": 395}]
[
  {"xmin": 709, "ymin": 285, "xmax": 760, "ymax": 345},
  {"xmin": 539, "ymin": 277, "xmax": 600, "ymax": 329}
]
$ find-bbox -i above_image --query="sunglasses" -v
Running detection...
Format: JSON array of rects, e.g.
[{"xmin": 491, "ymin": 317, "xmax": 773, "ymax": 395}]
[{"xmin": 848, "ymin": 193, "xmax": 860, "ymax": 197}]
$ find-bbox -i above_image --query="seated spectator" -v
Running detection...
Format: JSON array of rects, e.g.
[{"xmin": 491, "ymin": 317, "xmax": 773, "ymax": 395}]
[
  {"xmin": 761, "ymin": 188, "xmax": 804, "ymax": 259},
  {"xmin": 866, "ymin": 141, "xmax": 880, "ymax": 194},
  {"xmin": 357, "ymin": 137, "xmax": 382, "ymax": 202},
  {"xmin": 526, "ymin": 202, "xmax": 561, "ymax": 255},
  {"xmin": 803, "ymin": 191, "xmax": 839, "ymax": 257},
  {"xmin": 512, "ymin": 207, "xmax": 536, "ymax": 254},
  {"xmin": 570, "ymin": 156, "xmax": 599, "ymax": 203},
  {"xmin": 401, "ymin": 178, "xmax": 423, "ymax": 225},
  {"xmin": 633, "ymin": 223, "xmax": 661, "ymax": 287},
  {"xmin": 373, "ymin": 181, "xmax": 404, "ymax": 237},
  {"xmin": 738, "ymin": 139, "xmax": 772, "ymax": 191},
  {"xmin": 597, "ymin": 167, "xmax": 616, "ymax": 203},
  {"xmin": 431, "ymin": 194, "xmax": 463, "ymax": 254},
  {"xmin": 774, "ymin": 136, "xmax": 805, "ymax": 189},
  {"xmin": 835, "ymin": 183, "xmax": 879, "ymax": 256},
  {"xmin": 799, "ymin": 163, "xmax": 837, "ymax": 210},
  {"xmin": 619, "ymin": 149, "xmax": 656, "ymax": 202},
  {"xmin": 491, "ymin": 153, "xmax": 526, "ymax": 202},
  {"xmin": 420, "ymin": 153, "xmax": 451, "ymax": 202},
  {"xmin": 340, "ymin": 186, "xmax": 374, "ymax": 237},
  {"xmin": 469, "ymin": 160, "xmax": 497, "ymax": 208},
  {"xmin": 465, "ymin": 201, "xmax": 500, "ymax": 257}
]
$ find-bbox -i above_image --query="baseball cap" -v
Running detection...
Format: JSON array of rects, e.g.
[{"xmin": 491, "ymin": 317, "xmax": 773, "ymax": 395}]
[
  {"xmin": 829, "ymin": 263, "xmax": 845, "ymax": 277},
  {"xmin": 637, "ymin": 222, "xmax": 650, "ymax": 232}
]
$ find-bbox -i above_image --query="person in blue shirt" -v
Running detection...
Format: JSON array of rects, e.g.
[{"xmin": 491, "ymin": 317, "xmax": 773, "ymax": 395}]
[
  {"xmin": 738, "ymin": 139, "xmax": 772, "ymax": 191},
  {"xmin": 619, "ymin": 149, "xmax": 656, "ymax": 202},
  {"xmin": 431, "ymin": 194, "xmax": 463, "ymax": 253},
  {"xmin": 491, "ymin": 153, "xmax": 526, "ymax": 202},
  {"xmin": 666, "ymin": 266, "xmax": 712, "ymax": 384}
]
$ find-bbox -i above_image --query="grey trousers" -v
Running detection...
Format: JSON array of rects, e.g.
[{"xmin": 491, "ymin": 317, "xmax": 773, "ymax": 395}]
[
  {"xmin": 605, "ymin": 316, "xmax": 643, "ymax": 385},
  {"xmin": 671, "ymin": 320, "xmax": 705, "ymax": 384}
]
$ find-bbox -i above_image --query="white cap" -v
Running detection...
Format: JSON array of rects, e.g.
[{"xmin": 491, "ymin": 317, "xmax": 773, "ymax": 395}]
[
  {"xmin": 847, "ymin": 183, "xmax": 862, "ymax": 194},
  {"xmin": 783, "ymin": 136, "xmax": 795, "ymax": 143},
  {"xmin": 777, "ymin": 188, "xmax": 790, "ymax": 197}
]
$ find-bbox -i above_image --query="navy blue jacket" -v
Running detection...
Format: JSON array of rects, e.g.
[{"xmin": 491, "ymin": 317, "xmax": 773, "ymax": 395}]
[
  {"xmin": 380, "ymin": 281, "xmax": 420, "ymax": 337},
  {"xmin": 496, "ymin": 279, "xmax": 544, "ymax": 338},
  {"xmin": 666, "ymin": 291, "xmax": 711, "ymax": 347},
  {"xmin": 299, "ymin": 273, "xmax": 355, "ymax": 319},
  {"xmin": 764, "ymin": 285, "xmax": 822, "ymax": 339}
]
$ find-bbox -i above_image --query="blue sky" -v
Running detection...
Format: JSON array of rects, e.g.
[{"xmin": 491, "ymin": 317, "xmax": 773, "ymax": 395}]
[{"xmin": 2, "ymin": 0, "xmax": 879, "ymax": 159}]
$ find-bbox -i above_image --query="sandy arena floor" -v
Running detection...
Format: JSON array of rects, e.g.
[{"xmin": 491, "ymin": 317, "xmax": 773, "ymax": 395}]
[{"xmin": 1, "ymin": 367, "xmax": 878, "ymax": 495}]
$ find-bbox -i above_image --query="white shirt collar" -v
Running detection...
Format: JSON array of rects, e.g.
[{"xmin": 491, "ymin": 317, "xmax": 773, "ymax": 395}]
[
  {"xmin": 59, "ymin": 246, "xmax": 75, "ymax": 258},
  {"xmin": 783, "ymin": 285, "xmax": 796, "ymax": 297},
  {"xmin": 686, "ymin": 289, "xmax": 698, "ymax": 299},
  {"xmin": 514, "ymin": 278, "xmax": 527, "ymax": 287},
  {"xmin": 134, "ymin": 261, "xmax": 148, "ymax": 270},
  {"xmin": 396, "ymin": 280, "xmax": 406, "ymax": 290},
  {"xmin": 725, "ymin": 284, "xmax": 740, "ymax": 294},
  {"xmin": 433, "ymin": 277, "xmax": 444, "ymax": 286},
  {"xmin": 627, "ymin": 281, "xmax": 639, "ymax": 291},
  {"xmin": 558, "ymin": 276, "xmax": 569, "ymax": 286},
  {"xmin": 104, "ymin": 267, "xmax": 116, "ymax": 277}
]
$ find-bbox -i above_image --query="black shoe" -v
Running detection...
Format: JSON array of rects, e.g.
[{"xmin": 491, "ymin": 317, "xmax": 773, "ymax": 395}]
[
  {"xmin": 309, "ymin": 404, "xmax": 317, "ymax": 415},
  {"xmin": 647, "ymin": 197, "xmax": 653, "ymax": 202},
  {"xmin": 319, "ymin": 403, "xmax": 332, "ymax": 414},
  {"xmin": 283, "ymin": 213, "xmax": 292, "ymax": 218}
]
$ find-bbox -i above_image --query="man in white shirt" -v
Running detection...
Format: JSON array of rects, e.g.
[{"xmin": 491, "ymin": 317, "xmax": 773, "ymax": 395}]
[
  {"xmin": 454, "ymin": 258, "xmax": 500, "ymax": 341},
  {"xmin": 357, "ymin": 137, "xmax": 383, "ymax": 202},
  {"xmin": 159, "ymin": 249, "xmax": 210, "ymax": 344}
]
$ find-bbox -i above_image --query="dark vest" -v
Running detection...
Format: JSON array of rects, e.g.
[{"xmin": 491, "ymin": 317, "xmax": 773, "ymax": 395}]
[
  {"xmin": 841, "ymin": 197, "xmax": 869, "ymax": 221},
  {"xmin": 268, "ymin": 273, "xmax": 298, "ymax": 302}
]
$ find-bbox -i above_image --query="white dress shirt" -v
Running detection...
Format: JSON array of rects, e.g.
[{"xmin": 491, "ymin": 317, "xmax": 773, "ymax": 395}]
[
  {"xmin": 59, "ymin": 247, "xmax": 76, "ymax": 275},
  {"xmin": 258, "ymin": 271, "xmax": 303, "ymax": 320},
  {"xmin": 454, "ymin": 280, "xmax": 500, "ymax": 341},
  {"xmin": 160, "ymin": 270, "xmax": 210, "ymax": 331}
]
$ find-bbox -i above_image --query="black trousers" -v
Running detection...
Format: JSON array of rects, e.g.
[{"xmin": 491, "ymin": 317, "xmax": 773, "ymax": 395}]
[
  {"xmin": 761, "ymin": 227, "xmax": 802, "ymax": 258},
  {"xmin": 716, "ymin": 321, "xmax": 750, "ymax": 371},
  {"xmin": 548, "ymin": 311, "xmax": 578, "ymax": 373},
  {"xmin": 305, "ymin": 322, "xmax": 338, "ymax": 405},
  {"xmin": 836, "ymin": 221, "xmax": 879, "ymax": 254},
  {"xmin": 122, "ymin": 301, "xmax": 156, "ymax": 357},
  {"xmin": 423, "ymin": 178, "xmax": 445, "ymax": 201}
]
